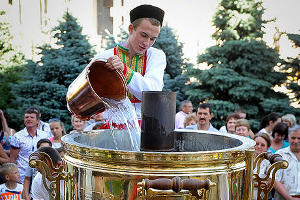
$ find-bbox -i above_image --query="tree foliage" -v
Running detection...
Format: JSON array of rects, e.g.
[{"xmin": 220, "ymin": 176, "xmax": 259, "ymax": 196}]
[
  {"xmin": 185, "ymin": 0, "xmax": 296, "ymax": 131},
  {"xmin": 284, "ymin": 33, "xmax": 300, "ymax": 106},
  {"xmin": 213, "ymin": 0, "xmax": 267, "ymax": 43},
  {"xmin": 0, "ymin": 10, "xmax": 25, "ymax": 110},
  {"xmin": 153, "ymin": 26, "xmax": 191, "ymax": 110},
  {"xmin": 9, "ymin": 12, "xmax": 95, "ymax": 130}
]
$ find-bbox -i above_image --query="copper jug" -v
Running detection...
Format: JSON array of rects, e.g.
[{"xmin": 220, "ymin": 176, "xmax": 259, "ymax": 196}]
[{"xmin": 66, "ymin": 60, "xmax": 126, "ymax": 120}]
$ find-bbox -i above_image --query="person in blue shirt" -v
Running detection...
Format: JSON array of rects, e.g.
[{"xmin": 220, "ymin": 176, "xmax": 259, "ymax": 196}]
[{"xmin": 269, "ymin": 122, "xmax": 289, "ymax": 154}]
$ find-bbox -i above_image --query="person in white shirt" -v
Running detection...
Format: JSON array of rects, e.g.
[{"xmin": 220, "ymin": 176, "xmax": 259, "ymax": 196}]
[
  {"xmin": 258, "ymin": 112, "xmax": 282, "ymax": 139},
  {"xmin": 175, "ymin": 100, "xmax": 193, "ymax": 129},
  {"xmin": 186, "ymin": 103, "xmax": 218, "ymax": 132},
  {"xmin": 274, "ymin": 127, "xmax": 300, "ymax": 200},
  {"xmin": 0, "ymin": 163, "xmax": 23, "ymax": 200},
  {"xmin": 92, "ymin": 4, "xmax": 166, "ymax": 120},
  {"xmin": 31, "ymin": 147, "xmax": 63, "ymax": 200},
  {"xmin": 10, "ymin": 107, "xmax": 49, "ymax": 184}
]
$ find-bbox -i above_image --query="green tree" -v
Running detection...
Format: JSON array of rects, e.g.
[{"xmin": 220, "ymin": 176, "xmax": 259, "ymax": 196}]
[
  {"xmin": 105, "ymin": 28, "xmax": 128, "ymax": 50},
  {"xmin": 9, "ymin": 12, "xmax": 95, "ymax": 131},
  {"xmin": 153, "ymin": 26, "xmax": 191, "ymax": 110},
  {"xmin": 284, "ymin": 33, "xmax": 300, "ymax": 106},
  {"xmin": 185, "ymin": 0, "xmax": 295, "ymax": 131},
  {"xmin": 0, "ymin": 10, "xmax": 25, "ymax": 110},
  {"xmin": 213, "ymin": 0, "xmax": 267, "ymax": 43}
]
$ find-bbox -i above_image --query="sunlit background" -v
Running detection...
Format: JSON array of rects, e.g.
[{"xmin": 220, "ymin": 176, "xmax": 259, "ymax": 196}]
[
  {"xmin": 1, "ymin": 0, "xmax": 299, "ymax": 107},
  {"xmin": 1, "ymin": 0, "xmax": 300, "ymax": 63}
]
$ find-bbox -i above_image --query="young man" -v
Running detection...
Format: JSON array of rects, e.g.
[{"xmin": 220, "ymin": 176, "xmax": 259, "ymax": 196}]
[
  {"xmin": 92, "ymin": 4, "xmax": 166, "ymax": 119},
  {"xmin": 9, "ymin": 107, "xmax": 49, "ymax": 184},
  {"xmin": 0, "ymin": 163, "xmax": 23, "ymax": 200},
  {"xmin": 186, "ymin": 103, "xmax": 218, "ymax": 132}
]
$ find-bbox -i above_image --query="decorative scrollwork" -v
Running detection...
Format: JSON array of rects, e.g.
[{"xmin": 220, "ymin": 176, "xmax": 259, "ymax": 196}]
[
  {"xmin": 253, "ymin": 152, "xmax": 288, "ymax": 200},
  {"xmin": 29, "ymin": 151, "xmax": 73, "ymax": 200}
]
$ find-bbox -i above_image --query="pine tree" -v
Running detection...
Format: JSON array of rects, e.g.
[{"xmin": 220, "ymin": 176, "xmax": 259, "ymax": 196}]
[
  {"xmin": 153, "ymin": 26, "xmax": 190, "ymax": 110},
  {"xmin": 185, "ymin": 0, "xmax": 295, "ymax": 130},
  {"xmin": 9, "ymin": 12, "xmax": 95, "ymax": 130},
  {"xmin": 0, "ymin": 10, "xmax": 25, "ymax": 109},
  {"xmin": 284, "ymin": 33, "xmax": 300, "ymax": 107},
  {"xmin": 212, "ymin": 0, "xmax": 267, "ymax": 43}
]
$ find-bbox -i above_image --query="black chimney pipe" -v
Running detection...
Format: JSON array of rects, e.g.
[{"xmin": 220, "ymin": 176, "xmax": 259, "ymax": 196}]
[{"xmin": 140, "ymin": 91, "xmax": 176, "ymax": 151}]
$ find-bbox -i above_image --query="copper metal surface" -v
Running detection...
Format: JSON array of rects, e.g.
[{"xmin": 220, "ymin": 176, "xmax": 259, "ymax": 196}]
[{"xmin": 66, "ymin": 60, "xmax": 126, "ymax": 120}]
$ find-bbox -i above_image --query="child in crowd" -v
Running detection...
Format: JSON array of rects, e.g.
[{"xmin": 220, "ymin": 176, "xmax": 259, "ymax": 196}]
[
  {"xmin": 0, "ymin": 163, "xmax": 23, "ymax": 200},
  {"xmin": 235, "ymin": 119, "xmax": 251, "ymax": 138},
  {"xmin": 49, "ymin": 119, "xmax": 66, "ymax": 148},
  {"xmin": 183, "ymin": 113, "xmax": 197, "ymax": 128}
]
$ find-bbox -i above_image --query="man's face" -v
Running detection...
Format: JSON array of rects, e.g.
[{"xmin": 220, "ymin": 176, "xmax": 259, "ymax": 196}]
[
  {"xmin": 128, "ymin": 19, "xmax": 160, "ymax": 54},
  {"xmin": 289, "ymin": 129, "xmax": 300, "ymax": 153},
  {"xmin": 182, "ymin": 103, "xmax": 193, "ymax": 114},
  {"xmin": 24, "ymin": 113, "xmax": 39, "ymax": 128},
  {"xmin": 196, "ymin": 107, "xmax": 212, "ymax": 126}
]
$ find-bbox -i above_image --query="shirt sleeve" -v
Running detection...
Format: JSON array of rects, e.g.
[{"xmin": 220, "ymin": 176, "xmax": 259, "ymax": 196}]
[
  {"xmin": 25, "ymin": 166, "xmax": 33, "ymax": 177},
  {"xmin": 127, "ymin": 48, "xmax": 166, "ymax": 100},
  {"xmin": 10, "ymin": 134, "xmax": 20, "ymax": 149},
  {"xmin": 31, "ymin": 174, "xmax": 47, "ymax": 200}
]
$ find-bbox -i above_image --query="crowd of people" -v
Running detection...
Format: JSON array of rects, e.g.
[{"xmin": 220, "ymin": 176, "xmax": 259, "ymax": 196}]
[
  {"xmin": 175, "ymin": 100, "xmax": 300, "ymax": 200},
  {"xmin": 0, "ymin": 106, "xmax": 92, "ymax": 199}
]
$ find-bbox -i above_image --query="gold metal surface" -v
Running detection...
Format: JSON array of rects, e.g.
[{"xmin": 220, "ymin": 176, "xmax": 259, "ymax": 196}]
[
  {"xmin": 59, "ymin": 130, "xmax": 256, "ymax": 200},
  {"xmin": 253, "ymin": 152, "xmax": 288, "ymax": 200},
  {"xmin": 29, "ymin": 151, "xmax": 72, "ymax": 200}
]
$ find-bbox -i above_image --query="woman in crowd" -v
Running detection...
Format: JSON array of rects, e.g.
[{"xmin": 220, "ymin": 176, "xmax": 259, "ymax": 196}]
[
  {"xmin": 219, "ymin": 113, "xmax": 240, "ymax": 134},
  {"xmin": 282, "ymin": 114, "xmax": 296, "ymax": 128},
  {"xmin": 0, "ymin": 109, "xmax": 16, "ymax": 155},
  {"xmin": 235, "ymin": 119, "xmax": 251, "ymax": 138},
  {"xmin": 49, "ymin": 119, "xmax": 66, "ymax": 148},
  {"xmin": 253, "ymin": 132, "xmax": 272, "ymax": 200},
  {"xmin": 183, "ymin": 113, "xmax": 197, "ymax": 128},
  {"xmin": 70, "ymin": 115, "xmax": 85, "ymax": 133},
  {"xmin": 258, "ymin": 112, "xmax": 281, "ymax": 139},
  {"xmin": 269, "ymin": 122, "xmax": 289, "ymax": 153}
]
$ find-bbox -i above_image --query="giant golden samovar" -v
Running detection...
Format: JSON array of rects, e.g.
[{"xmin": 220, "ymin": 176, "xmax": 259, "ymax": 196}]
[
  {"xmin": 29, "ymin": 61, "xmax": 288, "ymax": 200},
  {"xmin": 59, "ymin": 129, "xmax": 256, "ymax": 200}
]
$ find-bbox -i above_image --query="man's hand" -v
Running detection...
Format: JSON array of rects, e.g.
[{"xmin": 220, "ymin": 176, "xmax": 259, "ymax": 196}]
[{"xmin": 105, "ymin": 56, "xmax": 124, "ymax": 72}]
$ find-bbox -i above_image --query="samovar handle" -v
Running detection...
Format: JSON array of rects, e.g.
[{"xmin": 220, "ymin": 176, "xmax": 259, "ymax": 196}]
[
  {"xmin": 253, "ymin": 152, "xmax": 288, "ymax": 200},
  {"xmin": 138, "ymin": 177, "xmax": 216, "ymax": 199}
]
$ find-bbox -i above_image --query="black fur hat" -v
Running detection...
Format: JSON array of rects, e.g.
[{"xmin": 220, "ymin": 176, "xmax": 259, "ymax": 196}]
[{"xmin": 130, "ymin": 4, "xmax": 165, "ymax": 25}]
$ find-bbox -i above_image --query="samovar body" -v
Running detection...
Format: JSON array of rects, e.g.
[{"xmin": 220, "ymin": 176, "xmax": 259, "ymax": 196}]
[{"xmin": 62, "ymin": 130, "xmax": 256, "ymax": 200}]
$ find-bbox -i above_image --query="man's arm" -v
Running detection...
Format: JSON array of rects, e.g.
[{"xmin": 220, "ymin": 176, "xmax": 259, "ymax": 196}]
[
  {"xmin": 9, "ymin": 146, "xmax": 19, "ymax": 164},
  {"xmin": 22, "ymin": 176, "xmax": 32, "ymax": 200},
  {"xmin": 0, "ymin": 145, "xmax": 9, "ymax": 164},
  {"xmin": 274, "ymin": 180, "xmax": 300, "ymax": 200}
]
